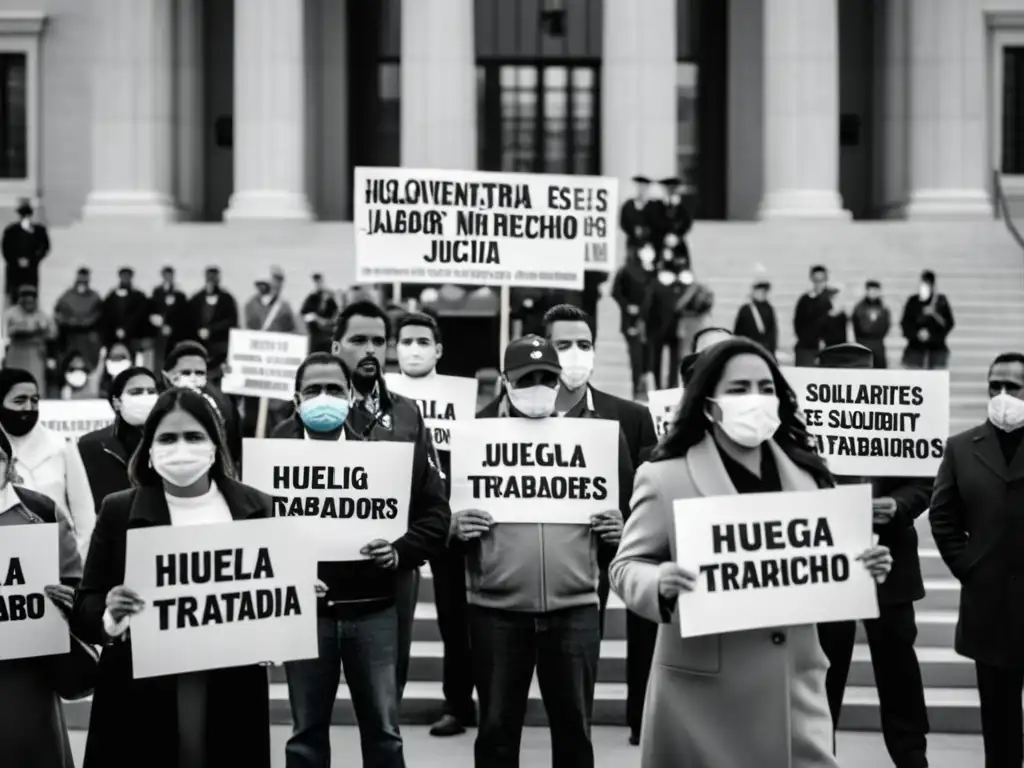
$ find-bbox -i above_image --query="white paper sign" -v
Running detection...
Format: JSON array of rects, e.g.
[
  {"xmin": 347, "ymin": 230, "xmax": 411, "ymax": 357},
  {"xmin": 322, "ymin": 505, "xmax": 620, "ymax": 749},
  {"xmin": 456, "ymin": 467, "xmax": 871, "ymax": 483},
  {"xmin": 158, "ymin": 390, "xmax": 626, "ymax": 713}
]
[
  {"xmin": 782, "ymin": 367, "xmax": 950, "ymax": 477},
  {"xmin": 221, "ymin": 330, "xmax": 309, "ymax": 401},
  {"xmin": 353, "ymin": 166, "xmax": 620, "ymax": 288},
  {"xmin": 647, "ymin": 388, "xmax": 682, "ymax": 439},
  {"xmin": 674, "ymin": 484, "xmax": 878, "ymax": 638},
  {"xmin": 0, "ymin": 524, "xmax": 71, "ymax": 661},
  {"xmin": 242, "ymin": 439, "xmax": 414, "ymax": 561},
  {"xmin": 384, "ymin": 373, "xmax": 479, "ymax": 451},
  {"xmin": 449, "ymin": 418, "xmax": 620, "ymax": 524},
  {"xmin": 38, "ymin": 399, "xmax": 115, "ymax": 440},
  {"xmin": 124, "ymin": 517, "xmax": 318, "ymax": 679}
]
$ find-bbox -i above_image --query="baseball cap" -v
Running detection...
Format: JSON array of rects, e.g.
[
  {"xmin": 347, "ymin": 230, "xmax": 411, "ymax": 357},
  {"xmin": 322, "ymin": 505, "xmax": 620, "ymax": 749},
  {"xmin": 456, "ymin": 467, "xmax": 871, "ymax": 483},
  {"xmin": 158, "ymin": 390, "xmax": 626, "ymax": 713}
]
[{"xmin": 503, "ymin": 335, "xmax": 561, "ymax": 378}]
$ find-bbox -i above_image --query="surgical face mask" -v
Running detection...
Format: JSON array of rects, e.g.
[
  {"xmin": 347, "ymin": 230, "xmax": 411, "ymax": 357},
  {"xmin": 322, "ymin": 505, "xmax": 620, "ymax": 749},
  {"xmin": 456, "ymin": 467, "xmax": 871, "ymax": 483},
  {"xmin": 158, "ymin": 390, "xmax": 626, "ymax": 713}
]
[
  {"xmin": 119, "ymin": 393, "xmax": 158, "ymax": 427},
  {"xmin": 989, "ymin": 392, "xmax": 1024, "ymax": 432},
  {"xmin": 657, "ymin": 270, "xmax": 676, "ymax": 286},
  {"xmin": 679, "ymin": 270, "xmax": 695, "ymax": 286},
  {"xmin": 106, "ymin": 359, "xmax": 131, "ymax": 378},
  {"xmin": 396, "ymin": 344, "xmax": 437, "ymax": 377},
  {"xmin": 710, "ymin": 394, "xmax": 781, "ymax": 448},
  {"xmin": 150, "ymin": 440, "xmax": 216, "ymax": 488},
  {"xmin": 299, "ymin": 394, "xmax": 350, "ymax": 433},
  {"xmin": 507, "ymin": 384, "xmax": 558, "ymax": 419},
  {"xmin": 638, "ymin": 247, "xmax": 655, "ymax": 267},
  {"xmin": 557, "ymin": 347, "xmax": 595, "ymax": 391},
  {"xmin": 173, "ymin": 374, "xmax": 207, "ymax": 391},
  {"xmin": 66, "ymin": 370, "xmax": 88, "ymax": 389},
  {"xmin": 919, "ymin": 284, "xmax": 932, "ymax": 302}
]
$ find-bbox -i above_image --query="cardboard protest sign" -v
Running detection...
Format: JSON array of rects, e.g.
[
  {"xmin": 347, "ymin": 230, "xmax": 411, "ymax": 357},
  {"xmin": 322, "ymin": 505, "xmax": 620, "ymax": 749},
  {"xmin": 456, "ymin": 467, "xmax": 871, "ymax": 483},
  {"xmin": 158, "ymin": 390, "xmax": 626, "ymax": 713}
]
[
  {"xmin": 647, "ymin": 387, "xmax": 682, "ymax": 439},
  {"xmin": 0, "ymin": 524, "xmax": 70, "ymax": 661},
  {"xmin": 38, "ymin": 399, "xmax": 115, "ymax": 440},
  {"xmin": 674, "ymin": 484, "xmax": 878, "ymax": 637},
  {"xmin": 782, "ymin": 367, "xmax": 950, "ymax": 477},
  {"xmin": 353, "ymin": 166, "xmax": 619, "ymax": 288},
  {"xmin": 384, "ymin": 372, "xmax": 479, "ymax": 451},
  {"xmin": 449, "ymin": 418, "xmax": 620, "ymax": 524},
  {"xmin": 124, "ymin": 517, "xmax": 318, "ymax": 679},
  {"xmin": 242, "ymin": 439, "xmax": 414, "ymax": 561},
  {"xmin": 221, "ymin": 330, "xmax": 308, "ymax": 402}
]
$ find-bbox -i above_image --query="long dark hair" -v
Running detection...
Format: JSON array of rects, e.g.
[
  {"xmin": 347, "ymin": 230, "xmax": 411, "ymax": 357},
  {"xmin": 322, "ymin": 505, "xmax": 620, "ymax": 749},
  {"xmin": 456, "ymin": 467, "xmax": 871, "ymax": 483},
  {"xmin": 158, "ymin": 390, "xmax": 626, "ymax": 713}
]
[
  {"xmin": 127, "ymin": 387, "xmax": 237, "ymax": 487},
  {"xmin": 651, "ymin": 337, "xmax": 833, "ymax": 487}
]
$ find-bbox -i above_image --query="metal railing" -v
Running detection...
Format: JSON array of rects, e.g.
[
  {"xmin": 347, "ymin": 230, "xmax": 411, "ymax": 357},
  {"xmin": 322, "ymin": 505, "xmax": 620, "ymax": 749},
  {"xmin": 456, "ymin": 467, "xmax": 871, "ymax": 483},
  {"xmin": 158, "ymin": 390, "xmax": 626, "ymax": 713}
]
[{"xmin": 993, "ymin": 169, "xmax": 1024, "ymax": 253}]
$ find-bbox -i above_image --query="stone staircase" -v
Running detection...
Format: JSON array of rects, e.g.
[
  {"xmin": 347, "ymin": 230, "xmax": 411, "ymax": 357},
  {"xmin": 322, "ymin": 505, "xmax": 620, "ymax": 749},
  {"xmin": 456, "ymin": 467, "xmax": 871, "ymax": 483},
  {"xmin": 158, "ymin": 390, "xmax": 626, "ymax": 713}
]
[{"xmin": 51, "ymin": 220, "xmax": 1022, "ymax": 734}]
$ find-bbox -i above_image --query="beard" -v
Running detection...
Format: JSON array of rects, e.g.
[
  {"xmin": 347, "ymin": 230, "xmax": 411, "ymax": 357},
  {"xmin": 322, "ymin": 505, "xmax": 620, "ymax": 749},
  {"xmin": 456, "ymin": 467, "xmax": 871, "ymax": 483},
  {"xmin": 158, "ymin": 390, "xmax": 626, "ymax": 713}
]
[{"xmin": 352, "ymin": 356, "xmax": 381, "ymax": 394}]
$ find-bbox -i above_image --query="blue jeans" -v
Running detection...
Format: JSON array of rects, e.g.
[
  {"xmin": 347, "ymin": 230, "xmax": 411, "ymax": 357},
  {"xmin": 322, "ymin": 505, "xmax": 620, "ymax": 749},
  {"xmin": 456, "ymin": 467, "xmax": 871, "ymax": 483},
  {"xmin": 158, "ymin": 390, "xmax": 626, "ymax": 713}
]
[
  {"xmin": 470, "ymin": 604, "xmax": 600, "ymax": 768},
  {"xmin": 285, "ymin": 608, "xmax": 404, "ymax": 768}
]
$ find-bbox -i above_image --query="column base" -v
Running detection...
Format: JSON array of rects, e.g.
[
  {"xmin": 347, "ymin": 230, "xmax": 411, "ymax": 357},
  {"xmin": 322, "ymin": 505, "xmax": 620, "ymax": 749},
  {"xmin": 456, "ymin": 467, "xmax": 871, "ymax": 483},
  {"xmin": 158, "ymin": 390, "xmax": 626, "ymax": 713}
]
[
  {"xmin": 758, "ymin": 190, "xmax": 851, "ymax": 220},
  {"xmin": 223, "ymin": 191, "xmax": 314, "ymax": 222},
  {"xmin": 904, "ymin": 190, "xmax": 992, "ymax": 220},
  {"xmin": 80, "ymin": 191, "xmax": 179, "ymax": 223}
]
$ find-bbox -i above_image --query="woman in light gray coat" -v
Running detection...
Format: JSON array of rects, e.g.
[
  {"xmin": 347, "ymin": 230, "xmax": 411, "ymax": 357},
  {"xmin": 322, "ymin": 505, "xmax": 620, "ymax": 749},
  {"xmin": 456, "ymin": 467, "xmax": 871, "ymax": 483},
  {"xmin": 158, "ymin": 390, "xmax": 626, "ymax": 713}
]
[{"xmin": 610, "ymin": 337, "xmax": 892, "ymax": 767}]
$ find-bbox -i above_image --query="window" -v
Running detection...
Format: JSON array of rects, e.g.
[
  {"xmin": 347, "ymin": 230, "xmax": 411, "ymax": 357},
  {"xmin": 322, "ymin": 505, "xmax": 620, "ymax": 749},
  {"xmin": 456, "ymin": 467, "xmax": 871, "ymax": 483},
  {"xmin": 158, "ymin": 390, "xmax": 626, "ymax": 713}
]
[
  {"xmin": 0, "ymin": 12, "xmax": 44, "ymax": 205},
  {"xmin": 376, "ymin": 62, "xmax": 400, "ymax": 167},
  {"xmin": 1003, "ymin": 47, "xmax": 1024, "ymax": 175},
  {"xmin": 676, "ymin": 62, "xmax": 699, "ymax": 189},
  {"xmin": 0, "ymin": 52, "xmax": 26, "ymax": 179}
]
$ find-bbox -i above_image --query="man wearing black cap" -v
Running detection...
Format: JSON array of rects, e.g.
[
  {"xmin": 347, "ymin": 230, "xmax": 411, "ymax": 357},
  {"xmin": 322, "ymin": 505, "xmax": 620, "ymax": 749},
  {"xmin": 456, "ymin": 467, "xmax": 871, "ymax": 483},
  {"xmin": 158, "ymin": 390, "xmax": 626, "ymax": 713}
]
[
  {"xmin": 149, "ymin": 266, "xmax": 188, "ymax": 371},
  {"xmin": 1, "ymin": 198, "xmax": 49, "ymax": 304},
  {"xmin": 467, "ymin": 334, "xmax": 631, "ymax": 767},
  {"xmin": 733, "ymin": 280, "xmax": 778, "ymax": 357},
  {"xmin": 653, "ymin": 176, "xmax": 692, "ymax": 258},
  {"xmin": 813, "ymin": 342, "xmax": 930, "ymax": 768},
  {"xmin": 620, "ymin": 175, "xmax": 656, "ymax": 251},
  {"xmin": 100, "ymin": 267, "xmax": 151, "ymax": 353},
  {"xmin": 185, "ymin": 267, "xmax": 239, "ymax": 384},
  {"xmin": 900, "ymin": 270, "xmax": 955, "ymax": 370},
  {"xmin": 852, "ymin": 280, "xmax": 891, "ymax": 369},
  {"xmin": 53, "ymin": 267, "xmax": 103, "ymax": 371},
  {"xmin": 300, "ymin": 272, "xmax": 338, "ymax": 353}
]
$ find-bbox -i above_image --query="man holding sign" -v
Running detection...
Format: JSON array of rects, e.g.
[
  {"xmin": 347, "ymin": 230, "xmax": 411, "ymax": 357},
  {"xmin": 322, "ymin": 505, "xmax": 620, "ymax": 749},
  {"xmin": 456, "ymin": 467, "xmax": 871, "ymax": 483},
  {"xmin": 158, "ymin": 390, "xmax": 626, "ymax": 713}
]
[{"xmin": 452, "ymin": 335, "xmax": 631, "ymax": 767}]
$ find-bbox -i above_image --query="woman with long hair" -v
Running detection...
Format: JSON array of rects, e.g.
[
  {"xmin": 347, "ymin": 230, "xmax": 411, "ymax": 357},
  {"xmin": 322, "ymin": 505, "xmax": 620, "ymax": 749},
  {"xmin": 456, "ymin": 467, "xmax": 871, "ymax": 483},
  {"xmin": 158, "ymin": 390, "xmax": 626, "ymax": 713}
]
[
  {"xmin": 71, "ymin": 388, "xmax": 272, "ymax": 768},
  {"xmin": 610, "ymin": 337, "xmax": 892, "ymax": 767}
]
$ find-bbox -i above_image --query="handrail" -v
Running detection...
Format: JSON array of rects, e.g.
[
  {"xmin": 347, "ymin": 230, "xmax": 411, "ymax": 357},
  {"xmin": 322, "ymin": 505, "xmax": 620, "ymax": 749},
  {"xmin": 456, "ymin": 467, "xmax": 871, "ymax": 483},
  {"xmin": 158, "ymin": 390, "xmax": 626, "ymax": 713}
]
[{"xmin": 993, "ymin": 169, "xmax": 1024, "ymax": 253}]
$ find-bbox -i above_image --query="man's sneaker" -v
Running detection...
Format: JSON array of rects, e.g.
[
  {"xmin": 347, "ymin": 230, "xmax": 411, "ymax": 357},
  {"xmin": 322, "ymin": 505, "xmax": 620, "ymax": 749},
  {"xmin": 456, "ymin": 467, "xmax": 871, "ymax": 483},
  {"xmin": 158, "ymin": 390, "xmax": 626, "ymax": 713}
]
[{"xmin": 429, "ymin": 713, "xmax": 467, "ymax": 737}]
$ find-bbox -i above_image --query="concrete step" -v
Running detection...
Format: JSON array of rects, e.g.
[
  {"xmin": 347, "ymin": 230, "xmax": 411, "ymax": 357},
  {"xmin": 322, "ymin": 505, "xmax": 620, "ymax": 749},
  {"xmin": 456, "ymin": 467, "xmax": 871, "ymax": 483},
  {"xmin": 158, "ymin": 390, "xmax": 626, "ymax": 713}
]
[
  {"xmin": 848, "ymin": 645, "xmax": 975, "ymax": 689},
  {"xmin": 840, "ymin": 686, "xmax": 990, "ymax": 734}
]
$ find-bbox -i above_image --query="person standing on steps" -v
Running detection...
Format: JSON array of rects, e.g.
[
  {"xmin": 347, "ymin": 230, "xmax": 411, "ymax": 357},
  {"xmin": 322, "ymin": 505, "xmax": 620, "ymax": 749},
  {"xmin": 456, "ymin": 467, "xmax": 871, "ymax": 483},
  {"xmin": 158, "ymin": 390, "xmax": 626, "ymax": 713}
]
[
  {"xmin": 851, "ymin": 280, "xmax": 891, "ymax": 370},
  {"xmin": 733, "ymin": 279, "xmax": 777, "ymax": 358},
  {"xmin": 185, "ymin": 267, "xmax": 239, "ymax": 387},
  {"xmin": 2, "ymin": 198, "xmax": 49, "ymax": 304},
  {"xmin": 619, "ymin": 175, "xmax": 657, "ymax": 252},
  {"xmin": 612, "ymin": 243, "xmax": 657, "ymax": 398},
  {"xmin": 793, "ymin": 265, "xmax": 836, "ymax": 367},
  {"xmin": 901, "ymin": 270, "xmax": 955, "ymax": 371},
  {"xmin": 148, "ymin": 266, "xmax": 188, "ymax": 373}
]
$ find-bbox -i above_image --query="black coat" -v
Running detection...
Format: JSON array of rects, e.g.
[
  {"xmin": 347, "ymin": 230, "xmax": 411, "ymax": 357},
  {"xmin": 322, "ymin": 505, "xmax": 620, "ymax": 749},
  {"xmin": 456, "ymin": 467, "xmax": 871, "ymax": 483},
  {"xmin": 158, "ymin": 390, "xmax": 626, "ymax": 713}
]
[
  {"xmin": 611, "ymin": 261, "xmax": 655, "ymax": 334},
  {"xmin": 589, "ymin": 387, "xmax": 657, "ymax": 472},
  {"xmin": 74, "ymin": 421, "xmax": 139, "ymax": 513},
  {"xmin": 71, "ymin": 481, "xmax": 271, "ymax": 768},
  {"xmin": 619, "ymin": 199, "xmax": 657, "ymax": 247},
  {"xmin": 901, "ymin": 293, "xmax": 955, "ymax": 351},
  {"xmin": 793, "ymin": 291, "xmax": 835, "ymax": 351},
  {"xmin": 733, "ymin": 301, "xmax": 778, "ymax": 356},
  {"xmin": 930, "ymin": 423, "xmax": 1024, "ymax": 666},
  {"xmin": 185, "ymin": 290, "xmax": 240, "ymax": 369},
  {"xmin": 101, "ymin": 288, "xmax": 151, "ymax": 349},
  {"xmin": 1, "ymin": 221, "xmax": 49, "ymax": 298},
  {"xmin": 150, "ymin": 285, "xmax": 190, "ymax": 352}
]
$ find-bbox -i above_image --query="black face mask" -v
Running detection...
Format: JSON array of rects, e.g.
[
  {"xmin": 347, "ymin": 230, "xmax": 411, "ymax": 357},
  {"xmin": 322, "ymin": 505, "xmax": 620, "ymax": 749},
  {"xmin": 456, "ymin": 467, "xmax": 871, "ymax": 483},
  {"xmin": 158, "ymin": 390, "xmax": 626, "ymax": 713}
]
[{"xmin": 0, "ymin": 408, "xmax": 38, "ymax": 437}]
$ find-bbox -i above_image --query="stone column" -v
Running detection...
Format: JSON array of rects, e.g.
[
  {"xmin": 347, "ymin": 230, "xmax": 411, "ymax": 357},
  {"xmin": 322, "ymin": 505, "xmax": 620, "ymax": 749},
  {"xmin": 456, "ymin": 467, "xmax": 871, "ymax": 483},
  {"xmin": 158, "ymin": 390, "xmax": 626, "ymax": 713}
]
[
  {"xmin": 81, "ymin": 0, "xmax": 177, "ymax": 222},
  {"xmin": 905, "ymin": 0, "xmax": 989, "ymax": 219},
  {"xmin": 175, "ymin": 0, "xmax": 204, "ymax": 220},
  {"xmin": 400, "ymin": 0, "xmax": 476, "ymax": 169},
  {"xmin": 758, "ymin": 0, "xmax": 849, "ymax": 219},
  {"xmin": 602, "ymin": 0, "xmax": 677, "ymax": 198},
  {"xmin": 224, "ymin": 0, "xmax": 313, "ymax": 221},
  {"xmin": 873, "ymin": 0, "xmax": 910, "ymax": 218}
]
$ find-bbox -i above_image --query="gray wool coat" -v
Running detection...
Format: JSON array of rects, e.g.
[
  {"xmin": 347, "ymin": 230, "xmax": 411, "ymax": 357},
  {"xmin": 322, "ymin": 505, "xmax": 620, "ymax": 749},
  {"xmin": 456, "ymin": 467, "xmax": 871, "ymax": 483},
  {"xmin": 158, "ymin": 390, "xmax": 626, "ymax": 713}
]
[{"xmin": 610, "ymin": 436, "xmax": 839, "ymax": 768}]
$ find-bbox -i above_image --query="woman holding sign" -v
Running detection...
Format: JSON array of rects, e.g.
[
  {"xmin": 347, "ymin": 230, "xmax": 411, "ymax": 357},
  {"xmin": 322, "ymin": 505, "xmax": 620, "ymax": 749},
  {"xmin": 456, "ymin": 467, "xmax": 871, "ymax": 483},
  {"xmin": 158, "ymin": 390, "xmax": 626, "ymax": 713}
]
[
  {"xmin": 610, "ymin": 338, "xmax": 893, "ymax": 767},
  {"xmin": 71, "ymin": 388, "xmax": 273, "ymax": 768}
]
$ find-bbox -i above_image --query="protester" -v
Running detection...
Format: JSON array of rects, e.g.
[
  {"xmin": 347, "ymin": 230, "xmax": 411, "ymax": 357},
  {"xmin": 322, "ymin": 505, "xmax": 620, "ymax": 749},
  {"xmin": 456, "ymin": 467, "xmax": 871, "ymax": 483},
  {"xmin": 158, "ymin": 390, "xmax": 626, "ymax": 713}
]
[
  {"xmin": 59, "ymin": 351, "xmax": 99, "ymax": 400},
  {"xmin": 149, "ymin": 265, "xmax": 188, "ymax": 372},
  {"xmin": 300, "ymin": 272, "xmax": 339, "ymax": 353},
  {"xmin": 242, "ymin": 269, "xmax": 299, "ymax": 437},
  {"xmin": 64, "ymin": 365, "xmax": 158, "ymax": 559},
  {"xmin": 653, "ymin": 177, "xmax": 692, "ymax": 259},
  {"xmin": 463, "ymin": 334, "xmax": 631, "ymax": 768},
  {"xmin": 53, "ymin": 267, "xmax": 103, "ymax": 371},
  {"xmin": 1, "ymin": 198, "xmax": 49, "ymax": 303},
  {"xmin": 278, "ymin": 346, "xmax": 450, "ymax": 767},
  {"xmin": 901, "ymin": 270, "xmax": 955, "ymax": 370},
  {"xmin": 100, "ymin": 267, "xmax": 150, "ymax": 354},
  {"xmin": 640, "ymin": 254, "xmax": 687, "ymax": 389},
  {"xmin": 186, "ymin": 267, "xmax": 239, "ymax": 384},
  {"xmin": 930, "ymin": 351, "xmax": 1024, "ymax": 765},
  {"xmin": 619, "ymin": 175, "xmax": 656, "ymax": 250},
  {"xmin": 71, "ymin": 387, "xmax": 272, "ymax": 768},
  {"xmin": 733, "ymin": 279, "xmax": 777, "ymax": 357},
  {"xmin": 793, "ymin": 265, "xmax": 837, "ymax": 367},
  {"xmin": 610, "ymin": 336, "xmax": 892, "ymax": 766},
  {"xmin": 811, "ymin": 343, "xmax": 930, "ymax": 766},
  {"xmin": 0, "ymin": 428, "xmax": 81, "ymax": 768},
  {"xmin": 4, "ymin": 284, "xmax": 55, "ymax": 387},
  {"xmin": 611, "ymin": 244, "xmax": 657, "ymax": 398},
  {"xmin": 851, "ymin": 280, "xmax": 891, "ymax": 369},
  {"xmin": 97, "ymin": 341, "xmax": 135, "ymax": 400}
]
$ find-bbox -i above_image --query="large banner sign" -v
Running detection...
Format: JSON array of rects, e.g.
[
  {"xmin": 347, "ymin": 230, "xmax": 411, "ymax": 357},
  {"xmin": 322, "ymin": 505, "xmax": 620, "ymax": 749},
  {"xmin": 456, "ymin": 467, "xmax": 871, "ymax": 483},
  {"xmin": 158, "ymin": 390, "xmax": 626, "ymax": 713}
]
[
  {"xmin": 221, "ymin": 330, "xmax": 308, "ymax": 402},
  {"xmin": 782, "ymin": 367, "xmax": 950, "ymax": 477},
  {"xmin": 384, "ymin": 372, "xmax": 479, "ymax": 452},
  {"xmin": 647, "ymin": 387, "xmax": 682, "ymax": 439},
  {"xmin": 674, "ymin": 484, "xmax": 878, "ymax": 637},
  {"xmin": 353, "ymin": 166, "xmax": 619, "ymax": 288},
  {"xmin": 39, "ymin": 399, "xmax": 115, "ymax": 440},
  {"xmin": 242, "ymin": 439, "xmax": 413, "ymax": 561},
  {"xmin": 125, "ymin": 517, "xmax": 318, "ymax": 678},
  {"xmin": 0, "ymin": 524, "xmax": 68, "ymax": 661},
  {"xmin": 449, "ymin": 418, "xmax": 620, "ymax": 524}
]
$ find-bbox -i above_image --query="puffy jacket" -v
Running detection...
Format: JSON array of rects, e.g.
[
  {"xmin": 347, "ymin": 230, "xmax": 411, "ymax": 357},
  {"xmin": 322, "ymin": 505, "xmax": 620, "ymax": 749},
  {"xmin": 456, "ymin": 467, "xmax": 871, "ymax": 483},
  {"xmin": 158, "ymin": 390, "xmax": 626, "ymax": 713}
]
[{"xmin": 465, "ymin": 394, "xmax": 634, "ymax": 613}]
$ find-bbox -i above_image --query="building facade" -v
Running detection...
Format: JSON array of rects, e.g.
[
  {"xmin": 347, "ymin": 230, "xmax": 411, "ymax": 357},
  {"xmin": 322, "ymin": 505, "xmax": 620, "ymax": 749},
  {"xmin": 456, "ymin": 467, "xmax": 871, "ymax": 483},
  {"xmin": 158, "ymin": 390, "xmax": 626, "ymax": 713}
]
[{"xmin": 0, "ymin": 0, "xmax": 1022, "ymax": 226}]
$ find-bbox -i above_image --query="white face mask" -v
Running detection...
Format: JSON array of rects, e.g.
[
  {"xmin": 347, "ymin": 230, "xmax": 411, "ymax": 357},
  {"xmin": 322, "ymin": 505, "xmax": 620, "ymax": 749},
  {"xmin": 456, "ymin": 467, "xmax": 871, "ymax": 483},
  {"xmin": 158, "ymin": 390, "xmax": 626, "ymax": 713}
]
[
  {"xmin": 638, "ymin": 247, "xmax": 656, "ymax": 267},
  {"xmin": 919, "ymin": 284, "xmax": 932, "ymax": 302},
  {"xmin": 65, "ymin": 370, "xmax": 88, "ymax": 389},
  {"xmin": 150, "ymin": 440, "xmax": 216, "ymax": 488},
  {"xmin": 679, "ymin": 270, "xmax": 695, "ymax": 286},
  {"xmin": 119, "ymin": 393, "xmax": 158, "ymax": 427},
  {"xmin": 557, "ymin": 347, "xmax": 594, "ymax": 391},
  {"xmin": 989, "ymin": 392, "xmax": 1024, "ymax": 433},
  {"xmin": 711, "ymin": 394, "xmax": 781, "ymax": 448},
  {"xmin": 396, "ymin": 344, "xmax": 436, "ymax": 377},
  {"xmin": 657, "ymin": 270, "xmax": 675, "ymax": 286},
  {"xmin": 106, "ymin": 359, "xmax": 131, "ymax": 378},
  {"xmin": 174, "ymin": 374, "xmax": 207, "ymax": 391},
  {"xmin": 507, "ymin": 384, "xmax": 558, "ymax": 419}
]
